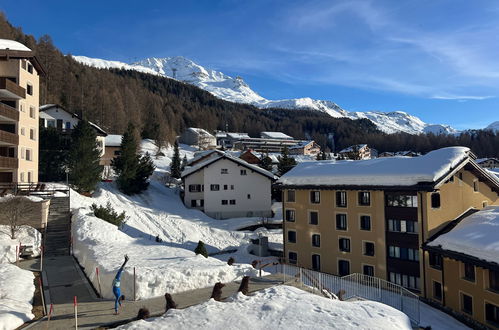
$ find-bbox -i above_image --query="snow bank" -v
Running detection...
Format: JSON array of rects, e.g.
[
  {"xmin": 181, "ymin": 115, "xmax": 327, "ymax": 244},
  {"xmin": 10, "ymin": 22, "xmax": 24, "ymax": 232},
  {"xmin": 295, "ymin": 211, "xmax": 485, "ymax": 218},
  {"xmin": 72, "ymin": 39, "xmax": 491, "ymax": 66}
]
[
  {"xmin": 117, "ymin": 285, "xmax": 412, "ymax": 330},
  {"xmin": 0, "ymin": 263, "xmax": 35, "ymax": 330},
  {"xmin": 279, "ymin": 147, "xmax": 470, "ymax": 186},
  {"xmin": 428, "ymin": 206, "xmax": 499, "ymax": 264},
  {"xmin": 0, "ymin": 225, "xmax": 42, "ymax": 263},
  {"xmin": 72, "ymin": 209, "xmax": 259, "ymax": 300}
]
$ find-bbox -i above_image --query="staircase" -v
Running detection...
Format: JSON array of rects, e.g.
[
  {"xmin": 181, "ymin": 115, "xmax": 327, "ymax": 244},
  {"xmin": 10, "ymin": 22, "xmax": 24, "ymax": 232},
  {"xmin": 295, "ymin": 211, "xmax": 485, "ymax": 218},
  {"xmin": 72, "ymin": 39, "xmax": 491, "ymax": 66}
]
[{"xmin": 44, "ymin": 196, "xmax": 71, "ymax": 257}]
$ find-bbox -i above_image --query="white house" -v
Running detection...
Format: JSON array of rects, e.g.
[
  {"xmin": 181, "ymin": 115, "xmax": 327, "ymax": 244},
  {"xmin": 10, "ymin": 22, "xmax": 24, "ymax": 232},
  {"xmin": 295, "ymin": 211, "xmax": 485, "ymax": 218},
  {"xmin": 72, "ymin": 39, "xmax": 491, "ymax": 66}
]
[
  {"xmin": 181, "ymin": 154, "xmax": 277, "ymax": 219},
  {"xmin": 260, "ymin": 131, "xmax": 293, "ymax": 140},
  {"xmin": 179, "ymin": 127, "xmax": 216, "ymax": 150}
]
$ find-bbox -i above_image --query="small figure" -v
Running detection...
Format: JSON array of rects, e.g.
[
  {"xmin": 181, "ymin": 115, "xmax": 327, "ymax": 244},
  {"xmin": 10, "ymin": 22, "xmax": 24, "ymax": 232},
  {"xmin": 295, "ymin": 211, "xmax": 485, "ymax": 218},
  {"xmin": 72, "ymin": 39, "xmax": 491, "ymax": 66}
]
[
  {"xmin": 165, "ymin": 293, "xmax": 177, "ymax": 313},
  {"xmin": 238, "ymin": 276, "xmax": 250, "ymax": 295},
  {"xmin": 210, "ymin": 282, "xmax": 225, "ymax": 301},
  {"xmin": 136, "ymin": 307, "xmax": 150, "ymax": 320},
  {"xmin": 113, "ymin": 255, "xmax": 129, "ymax": 315}
]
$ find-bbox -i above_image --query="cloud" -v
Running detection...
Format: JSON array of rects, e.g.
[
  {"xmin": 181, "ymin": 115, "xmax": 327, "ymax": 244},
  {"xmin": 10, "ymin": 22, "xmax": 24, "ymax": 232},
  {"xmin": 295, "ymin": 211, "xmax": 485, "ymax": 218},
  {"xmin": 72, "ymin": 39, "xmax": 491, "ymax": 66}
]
[{"xmin": 431, "ymin": 94, "xmax": 495, "ymax": 101}]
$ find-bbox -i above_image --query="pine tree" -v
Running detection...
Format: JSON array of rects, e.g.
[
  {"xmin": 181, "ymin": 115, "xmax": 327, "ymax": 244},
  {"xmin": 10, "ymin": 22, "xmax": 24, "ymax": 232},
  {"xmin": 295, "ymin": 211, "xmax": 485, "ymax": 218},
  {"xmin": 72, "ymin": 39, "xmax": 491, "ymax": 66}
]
[
  {"xmin": 112, "ymin": 123, "xmax": 155, "ymax": 195},
  {"xmin": 194, "ymin": 240, "xmax": 208, "ymax": 258},
  {"xmin": 170, "ymin": 140, "xmax": 182, "ymax": 179},
  {"xmin": 277, "ymin": 147, "xmax": 297, "ymax": 176},
  {"xmin": 67, "ymin": 120, "xmax": 103, "ymax": 193},
  {"xmin": 259, "ymin": 153, "xmax": 273, "ymax": 172}
]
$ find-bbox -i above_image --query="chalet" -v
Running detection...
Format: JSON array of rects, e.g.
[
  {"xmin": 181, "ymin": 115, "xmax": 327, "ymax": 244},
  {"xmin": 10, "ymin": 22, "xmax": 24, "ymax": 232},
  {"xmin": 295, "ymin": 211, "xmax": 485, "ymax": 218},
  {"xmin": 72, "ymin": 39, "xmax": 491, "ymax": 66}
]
[
  {"xmin": 278, "ymin": 147, "xmax": 499, "ymax": 297},
  {"xmin": 476, "ymin": 158, "xmax": 499, "ymax": 169},
  {"xmin": 181, "ymin": 153, "xmax": 277, "ymax": 219},
  {"xmin": 239, "ymin": 149, "xmax": 261, "ymax": 165},
  {"xmin": 338, "ymin": 144, "xmax": 371, "ymax": 160},
  {"xmin": 179, "ymin": 127, "xmax": 216, "ymax": 150},
  {"xmin": 289, "ymin": 140, "xmax": 321, "ymax": 157},
  {"xmin": 215, "ymin": 132, "xmax": 250, "ymax": 149},
  {"xmin": 101, "ymin": 134, "xmax": 122, "ymax": 166}
]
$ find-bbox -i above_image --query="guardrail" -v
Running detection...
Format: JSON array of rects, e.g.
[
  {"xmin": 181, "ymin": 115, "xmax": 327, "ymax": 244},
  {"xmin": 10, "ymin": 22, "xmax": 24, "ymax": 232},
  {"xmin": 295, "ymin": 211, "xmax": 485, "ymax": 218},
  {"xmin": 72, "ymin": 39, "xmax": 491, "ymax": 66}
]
[
  {"xmin": 0, "ymin": 182, "xmax": 69, "ymax": 198},
  {"xmin": 281, "ymin": 263, "xmax": 420, "ymax": 325}
]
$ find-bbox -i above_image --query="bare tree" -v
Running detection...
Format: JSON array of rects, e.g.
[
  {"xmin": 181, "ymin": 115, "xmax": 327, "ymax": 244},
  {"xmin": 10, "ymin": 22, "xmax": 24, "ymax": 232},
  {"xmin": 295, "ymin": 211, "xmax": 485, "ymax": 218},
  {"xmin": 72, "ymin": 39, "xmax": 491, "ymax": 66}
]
[{"xmin": 0, "ymin": 196, "xmax": 37, "ymax": 239}]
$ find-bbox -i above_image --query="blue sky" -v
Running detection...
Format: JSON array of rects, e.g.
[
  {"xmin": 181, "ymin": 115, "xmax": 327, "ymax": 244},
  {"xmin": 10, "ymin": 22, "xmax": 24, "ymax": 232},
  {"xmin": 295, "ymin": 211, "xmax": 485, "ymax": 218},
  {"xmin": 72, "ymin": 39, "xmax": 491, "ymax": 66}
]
[{"xmin": 2, "ymin": 0, "xmax": 499, "ymax": 129}]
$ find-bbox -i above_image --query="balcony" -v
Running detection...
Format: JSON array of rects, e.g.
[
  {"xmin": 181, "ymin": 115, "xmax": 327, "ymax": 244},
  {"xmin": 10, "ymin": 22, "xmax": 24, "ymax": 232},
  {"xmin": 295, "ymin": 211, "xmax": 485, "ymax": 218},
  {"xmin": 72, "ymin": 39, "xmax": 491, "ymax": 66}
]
[
  {"xmin": 0, "ymin": 77, "xmax": 26, "ymax": 99},
  {"xmin": 0, "ymin": 130, "xmax": 18, "ymax": 145},
  {"xmin": 0, "ymin": 156, "xmax": 18, "ymax": 169},
  {"xmin": 0, "ymin": 103, "xmax": 19, "ymax": 122}
]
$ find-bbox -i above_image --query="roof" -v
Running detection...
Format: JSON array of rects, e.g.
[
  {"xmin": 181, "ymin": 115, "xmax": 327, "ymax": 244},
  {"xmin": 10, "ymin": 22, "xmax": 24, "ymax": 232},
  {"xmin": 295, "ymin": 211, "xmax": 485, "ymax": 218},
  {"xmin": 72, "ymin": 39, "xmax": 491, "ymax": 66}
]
[
  {"xmin": 260, "ymin": 132, "xmax": 293, "ymax": 139},
  {"xmin": 278, "ymin": 147, "xmax": 475, "ymax": 188},
  {"xmin": 289, "ymin": 140, "xmax": 314, "ymax": 149},
  {"xmin": 0, "ymin": 39, "xmax": 31, "ymax": 51},
  {"xmin": 339, "ymin": 144, "xmax": 368, "ymax": 153},
  {"xmin": 476, "ymin": 158, "xmax": 499, "ymax": 164},
  {"xmin": 105, "ymin": 135, "xmax": 122, "ymax": 147},
  {"xmin": 427, "ymin": 206, "xmax": 499, "ymax": 266},
  {"xmin": 182, "ymin": 153, "xmax": 278, "ymax": 180},
  {"xmin": 39, "ymin": 104, "xmax": 107, "ymax": 136},
  {"xmin": 227, "ymin": 132, "xmax": 250, "ymax": 139},
  {"xmin": 0, "ymin": 39, "xmax": 46, "ymax": 75},
  {"xmin": 187, "ymin": 127, "xmax": 214, "ymax": 137},
  {"xmin": 187, "ymin": 149, "xmax": 225, "ymax": 166}
]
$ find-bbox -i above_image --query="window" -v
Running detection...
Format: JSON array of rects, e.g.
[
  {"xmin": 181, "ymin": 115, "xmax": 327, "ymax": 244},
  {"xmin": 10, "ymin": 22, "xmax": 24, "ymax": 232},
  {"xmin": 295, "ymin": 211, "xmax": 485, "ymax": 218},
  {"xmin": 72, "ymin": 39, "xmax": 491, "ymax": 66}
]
[
  {"xmin": 433, "ymin": 281, "xmax": 442, "ymax": 300},
  {"xmin": 360, "ymin": 215, "xmax": 371, "ymax": 230},
  {"xmin": 21, "ymin": 60, "xmax": 26, "ymax": 70},
  {"xmin": 230, "ymin": 185, "xmax": 234, "ymax": 190},
  {"xmin": 336, "ymin": 191, "xmax": 347, "ymax": 207},
  {"xmin": 190, "ymin": 199, "xmax": 204, "ymax": 207},
  {"xmin": 288, "ymin": 252, "xmax": 297, "ymax": 264},
  {"xmin": 247, "ymin": 194, "xmax": 251, "ymax": 199},
  {"xmin": 27, "ymin": 172, "xmax": 32, "ymax": 183},
  {"xmin": 312, "ymin": 254, "xmax": 321, "ymax": 271},
  {"xmin": 364, "ymin": 242, "xmax": 375, "ymax": 256},
  {"xmin": 339, "ymin": 238, "xmax": 350, "ymax": 252},
  {"xmin": 388, "ymin": 246, "xmax": 418, "ymax": 261},
  {"xmin": 431, "ymin": 192, "xmax": 440, "ymax": 208},
  {"xmin": 25, "ymin": 149, "xmax": 32, "ymax": 161},
  {"xmin": 29, "ymin": 106, "xmax": 35, "ymax": 118},
  {"xmin": 363, "ymin": 265, "xmax": 374, "ymax": 276},
  {"xmin": 229, "ymin": 199, "xmax": 236, "ymax": 205},
  {"xmin": 287, "ymin": 231, "xmax": 296, "ymax": 243},
  {"xmin": 27, "ymin": 83, "xmax": 33, "ymax": 96},
  {"xmin": 221, "ymin": 168, "xmax": 228, "ymax": 174},
  {"xmin": 388, "ymin": 219, "xmax": 418, "ymax": 234},
  {"xmin": 27, "ymin": 63, "xmax": 33, "ymax": 74},
  {"xmin": 486, "ymin": 303, "xmax": 499, "ymax": 326},
  {"xmin": 459, "ymin": 172, "xmax": 463, "ymax": 180},
  {"xmin": 461, "ymin": 293, "xmax": 473, "ymax": 315},
  {"xmin": 464, "ymin": 263, "xmax": 475, "ymax": 282},
  {"xmin": 240, "ymin": 169, "xmax": 247, "ymax": 175},
  {"xmin": 114, "ymin": 150, "xmax": 121, "ymax": 156},
  {"xmin": 286, "ymin": 190, "xmax": 295, "ymax": 202},
  {"xmin": 210, "ymin": 184, "xmax": 220, "ymax": 191},
  {"xmin": 429, "ymin": 253, "xmax": 442, "ymax": 270},
  {"xmin": 65, "ymin": 121, "xmax": 71, "ymax": 130},
  {"xmin": 20, "ymin": 147, "xmax": 25, "ymax": 159},
  {"xmin": 310, "ymin": 191, "xmax": 320, "ymax": 204},
  {"xmin": 490, "ymin": 270, "xmax": 499, "ymax": 291},
  {"xmin": 285, "ymin": 209, "xmax": 295, "ymax": 222},
  {"xmin": 338, "ymin": 260, "xmax": 350, "ymax": 276},
  {"xmin": 309, "ymin": 211, "xmax": 319, "ymax": 225},
  {"xmin": 386, "ymin": 194, "xmax": 418, "ymax": 207},
  {"xmin": 20, "ymin": 172, "xmax": 24, "ymax": 182},
  {"xmin": 336, "ymin": 214, "xmax": 347, "ymax": 230},
  {"xmin": 389, "ymin": 272, "xmax": 420, "ymax": 290},
  {"xmin": 312, "ymin": 234, "xmax": 320, "ymax": 247},
  {"xmin": 358, "ymin": 192, "xmax": 370, "ymax": 206},
  {"xmin": 20, "ymin": 127, "xmax": 25, "ymax": 135},
  {"xmin": 473, "ymin": 180, "xmax": 479, "ymax": 192},
  {"xmin": 189, "ymin": 184, "xmax": 202, "ymax": 192},
  {"xmin": 221, "ymin": 200, "xmax": 228, "ymax": 205}
]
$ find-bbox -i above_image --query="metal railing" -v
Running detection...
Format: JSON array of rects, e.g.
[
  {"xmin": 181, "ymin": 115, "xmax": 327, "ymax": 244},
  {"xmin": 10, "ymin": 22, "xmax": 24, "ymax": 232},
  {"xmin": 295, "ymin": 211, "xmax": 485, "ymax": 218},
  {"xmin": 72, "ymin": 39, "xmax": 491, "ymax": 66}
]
[
  {"xmin": 281, "ymin": 264, "xmax": 420, "ymax": 325},
  {"xmin": 0, "ymin": 182, "xmax": 69, "ymax": 198}
]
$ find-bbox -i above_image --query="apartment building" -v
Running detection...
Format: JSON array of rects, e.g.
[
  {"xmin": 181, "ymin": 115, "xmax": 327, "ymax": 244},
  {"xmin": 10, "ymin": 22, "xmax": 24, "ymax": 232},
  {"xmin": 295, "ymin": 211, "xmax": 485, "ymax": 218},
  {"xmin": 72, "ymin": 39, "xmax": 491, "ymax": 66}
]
[
  {"xmin": 0, "ymin": 39, "xmax": 45, "ymax": 183},
  {"xmin": 182, "ymin": 153, "xmax": 277, "ymax": 219},
  {"xmin": 338, "ymin": 144, "xmax": 371, "ymax": 160},
  {"xmin": 278, "ymin": 147, "xmax": 499, "ymax": 296},
  {"xmin": 424, "ymin": 206, "xmax": 499, "ymax": 328}
]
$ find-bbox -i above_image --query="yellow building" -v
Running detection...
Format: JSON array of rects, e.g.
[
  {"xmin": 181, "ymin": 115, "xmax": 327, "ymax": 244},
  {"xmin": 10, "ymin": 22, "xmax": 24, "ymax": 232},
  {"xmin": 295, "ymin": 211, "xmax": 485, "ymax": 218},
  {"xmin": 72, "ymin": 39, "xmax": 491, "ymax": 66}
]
[
  {"xmin": 0, "ymin": 39, "xmax": 44, "ymax": 183},
  {"xmin": 278, "ymin": 147, "xmax": 499, "ymax": 297}
]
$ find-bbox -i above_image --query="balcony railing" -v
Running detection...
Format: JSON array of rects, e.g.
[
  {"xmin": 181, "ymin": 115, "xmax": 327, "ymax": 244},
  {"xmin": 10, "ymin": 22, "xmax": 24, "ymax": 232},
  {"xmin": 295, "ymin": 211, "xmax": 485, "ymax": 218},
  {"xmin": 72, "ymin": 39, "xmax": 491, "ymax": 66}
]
[
  {"xmin": 0, "ymin": 130, "xmax": 19, "ymax": 145},
  {"xmin": 0, "ymin": 156, "xmax": 18, "ymax": 169},
  {"xmin": 0, "ymin": 102, "xmax": 19, "ymax": 121},
  {"xmin": 0, "ymin": 77, "xmax": 26, "ymax": 99}
]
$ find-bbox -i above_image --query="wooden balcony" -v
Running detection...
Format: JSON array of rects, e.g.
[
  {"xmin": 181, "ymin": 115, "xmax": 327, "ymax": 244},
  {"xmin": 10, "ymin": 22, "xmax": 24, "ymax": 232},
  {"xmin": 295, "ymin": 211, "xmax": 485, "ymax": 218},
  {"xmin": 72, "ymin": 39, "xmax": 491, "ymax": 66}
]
[
  {"xmin": 0, "ymin": 102, "xmax": 19, "ymax": 121},
  {"xmin": 0, "ymin": 156, "xmax": 18, "ymax": 169},
  {"xmin": 0, "ymin": 77, "xmax": 26, "ymax": 99},
  {"xmin": 0, "ymin": 130, "xmax": 18, "ymax": 145}
]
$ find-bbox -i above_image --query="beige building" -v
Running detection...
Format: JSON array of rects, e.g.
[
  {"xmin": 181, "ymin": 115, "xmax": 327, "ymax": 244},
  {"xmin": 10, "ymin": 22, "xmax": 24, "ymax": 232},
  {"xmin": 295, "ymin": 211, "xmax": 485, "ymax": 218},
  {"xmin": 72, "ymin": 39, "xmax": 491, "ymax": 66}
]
[
  {"xmin": 0, "ymin": 39, "xmax": 44, "ymax": 183},
  {"xmin": 278, "ymin": 147, "xmax": 498, "ymax": 296},
  {"xmin": 338, "ymin": 144, "xmax": 371, "ymax": 160}
]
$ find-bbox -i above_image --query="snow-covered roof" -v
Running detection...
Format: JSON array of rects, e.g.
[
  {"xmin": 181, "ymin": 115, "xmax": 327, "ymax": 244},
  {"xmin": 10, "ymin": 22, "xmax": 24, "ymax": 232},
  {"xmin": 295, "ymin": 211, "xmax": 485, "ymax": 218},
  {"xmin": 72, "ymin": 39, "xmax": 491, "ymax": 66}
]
[
  {"xmin": 188, "ymin": 127, "xmax": 214, "ymax": 137},
  {"xmin": 227, "ymin": 132, "xmax": 250, "ymax": 139},
  {"xmin": 476, "ymin": 158, "xmax": 499, "ymax": 164},
  {"xmin": 278, "ymin": 147, "xmax": 472, "ymax": 187},
  {"xmin": 260, "ymin": 131, "xmax": 293, "ymax": 139},
  {"xmin": 339, "ymin": 144, "xmax": 368, "ymax": 153},
  {"xmin": 289, "ymin": 140, "xmax": 313, "ymax": 149},
  {"xmin": 105, "ymin": 134, "xmax": 122, "ymax": 147},
  {"xmin": 0, "ymin": 39, "xmax": 31, "ymax": 52},
  {"xmin": 187, "ymin": 149, "xmax": 224, "ymax": 165},
  {"xmin": 428, "ymin": 206, "xmax": 499, "ymax": 265},
  {"xmin": 182, "ymin": 153, "xmax": 278, "ymax": 180},
  {"xmin": 40, "ymin": 104, "xmax": 107, "ymax": 136}
]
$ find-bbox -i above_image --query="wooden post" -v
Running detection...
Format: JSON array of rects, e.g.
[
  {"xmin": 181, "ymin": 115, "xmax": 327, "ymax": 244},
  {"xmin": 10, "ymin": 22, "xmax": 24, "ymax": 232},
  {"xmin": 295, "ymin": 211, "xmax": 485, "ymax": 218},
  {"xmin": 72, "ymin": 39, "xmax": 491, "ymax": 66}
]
[
  {"xmin": 133, "ymin": 267, "xmax": 136, "ymax": 301},
  {"xmin": 73, "ymin": 296, "xmax": 78, "ymax": 329},
  {"xmin": 45, "ymin": 304, "xmax": 53, "ymax": 330},
  {"xmin": 96, "ymin": 267, "xmax": 102, "ymax": 298},
  {"xmin": 38, "ymin": 277, "xmax": 46, "ymax": 316}
]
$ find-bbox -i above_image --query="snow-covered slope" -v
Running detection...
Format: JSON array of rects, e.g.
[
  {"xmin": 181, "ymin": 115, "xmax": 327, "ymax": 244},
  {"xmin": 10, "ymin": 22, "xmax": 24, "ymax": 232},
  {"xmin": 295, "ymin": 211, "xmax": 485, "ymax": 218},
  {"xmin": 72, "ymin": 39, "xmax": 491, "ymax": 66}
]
[
  {"xmin": 485, "ymin": 121, "xmax": 499, "ymax": 133},
  {"xmin": 73, "ymin": 55, "xmax": 456, "ymax": 135}
]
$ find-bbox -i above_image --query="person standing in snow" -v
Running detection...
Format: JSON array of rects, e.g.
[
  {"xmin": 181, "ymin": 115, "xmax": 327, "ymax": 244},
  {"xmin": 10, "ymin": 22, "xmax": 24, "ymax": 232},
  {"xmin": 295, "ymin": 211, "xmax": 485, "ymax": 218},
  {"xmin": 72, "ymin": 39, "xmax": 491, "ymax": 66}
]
[{"xmin": 113, "ymin": 255, "xmax": 129, "ymax": 315}]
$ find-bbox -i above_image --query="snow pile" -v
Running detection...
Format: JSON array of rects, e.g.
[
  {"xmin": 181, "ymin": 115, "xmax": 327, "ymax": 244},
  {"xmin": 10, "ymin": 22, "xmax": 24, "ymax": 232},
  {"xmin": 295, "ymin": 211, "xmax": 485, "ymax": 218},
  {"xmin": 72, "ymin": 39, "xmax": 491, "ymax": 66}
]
[
  {"xmin": 71, "ymin": 209, "xmax": 259, "ymax": 300},
  {"xmin": 428, "ymin": 206, "xmax": 499, "ymax": 264},
  {"xmin": 0, "ymin": 225, "xmax": 42, "ymax": 263},
  {"xmin": 118, "ymin": 285, "xmax": 411, "ymax": 330},
  {"xmin": 279, "ymin": 147, "xmax": 470, "ymax": 186},
  {"xmin": 0, "ymin": 263, "xmax": 35, "ymax": 330}
]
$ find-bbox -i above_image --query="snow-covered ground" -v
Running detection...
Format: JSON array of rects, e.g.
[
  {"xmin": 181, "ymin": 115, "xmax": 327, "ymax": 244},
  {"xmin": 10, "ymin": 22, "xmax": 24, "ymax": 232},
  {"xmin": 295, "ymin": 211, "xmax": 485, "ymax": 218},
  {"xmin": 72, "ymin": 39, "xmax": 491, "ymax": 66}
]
[
  {"xmin": 0, "ymin": 263, "xmax": 35, "ymax": 330},
  {"xmin": 0, "ymin": 225, "xmax": 42, "ymax": 263},
  {"xmin": 117, "ymin": 285, "xmax": 412, "ymax": 330}
]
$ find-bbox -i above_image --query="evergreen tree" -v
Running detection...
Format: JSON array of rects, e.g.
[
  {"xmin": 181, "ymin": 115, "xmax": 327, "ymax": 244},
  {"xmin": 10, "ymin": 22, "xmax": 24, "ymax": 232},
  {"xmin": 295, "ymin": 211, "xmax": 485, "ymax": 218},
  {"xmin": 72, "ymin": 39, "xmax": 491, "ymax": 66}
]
[
  {"xmin": 67, "ymin": 120, "xmax": 103, "ymax": 193},
  {"xmin": 181, "ymin": 155, "xmax": 188, "ymax": 171},
  {"xmin": 316, "ymin": 152, "xmax": 323, "ymax": 161},
  {"xmin": 277, "ymin": 147, "xmax": 297, "ymax": 176},
  {"xmin": 194, "ymin": 240, "xmax": 208, "ymax": 258},
  {"xmin": 170, "ymin": 140, "xmax": 182, "ymax": 179},
  {"xmin": 39, "ymin": 126, "xmax": 69, "ymax": 182},
  {"xmin": 112, "ymin": 123, "xmax": 155, "ymax": 195},
  {"xmin": 259, "ymin": 153, "xmax": 273, "ymax": 172}
]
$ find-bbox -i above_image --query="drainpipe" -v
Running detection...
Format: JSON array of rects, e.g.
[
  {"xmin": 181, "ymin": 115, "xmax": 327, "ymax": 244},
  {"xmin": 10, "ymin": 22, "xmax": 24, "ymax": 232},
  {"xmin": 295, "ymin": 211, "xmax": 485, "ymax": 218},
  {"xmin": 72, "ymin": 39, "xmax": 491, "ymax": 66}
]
[
  {"xmin": 419, "ymin": 191, "xmax": 427, "ymax": 298},
  {"xmin": 441, "ymin": 257, "xmax": 446, "ymax": 306}
]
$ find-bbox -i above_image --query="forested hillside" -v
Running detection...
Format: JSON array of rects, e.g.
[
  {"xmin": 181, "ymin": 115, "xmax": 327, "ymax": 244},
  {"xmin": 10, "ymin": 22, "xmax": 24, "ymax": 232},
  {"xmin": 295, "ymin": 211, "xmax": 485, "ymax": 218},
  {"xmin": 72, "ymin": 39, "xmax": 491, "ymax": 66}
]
[{"xmin": 1, "ymin": 13, "xmax": 498, "ymax": 157}]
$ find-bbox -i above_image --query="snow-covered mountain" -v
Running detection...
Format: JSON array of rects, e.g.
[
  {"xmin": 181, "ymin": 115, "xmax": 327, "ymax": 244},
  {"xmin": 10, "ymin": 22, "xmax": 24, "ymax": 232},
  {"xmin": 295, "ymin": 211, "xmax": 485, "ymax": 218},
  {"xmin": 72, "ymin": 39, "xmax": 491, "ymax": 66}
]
[
  {"xmin": 73, "ymin": 55, "xmax": 457, "ymax": 135},
  {"xmin": 485, "ymin": 121, "xmax": 499, "ymax": 133}
]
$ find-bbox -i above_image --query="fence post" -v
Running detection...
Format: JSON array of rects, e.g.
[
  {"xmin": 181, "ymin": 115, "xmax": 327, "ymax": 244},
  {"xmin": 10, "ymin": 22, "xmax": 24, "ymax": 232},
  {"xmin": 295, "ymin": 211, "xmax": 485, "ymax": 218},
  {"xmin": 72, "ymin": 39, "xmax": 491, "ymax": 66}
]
[
  {"xmin": 38, "ymin": 277, "xmax": 46, "ymax": 315},
  {"xmin": 74, "ymin": 296, "xmax": 78, "ymax": 329}
]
